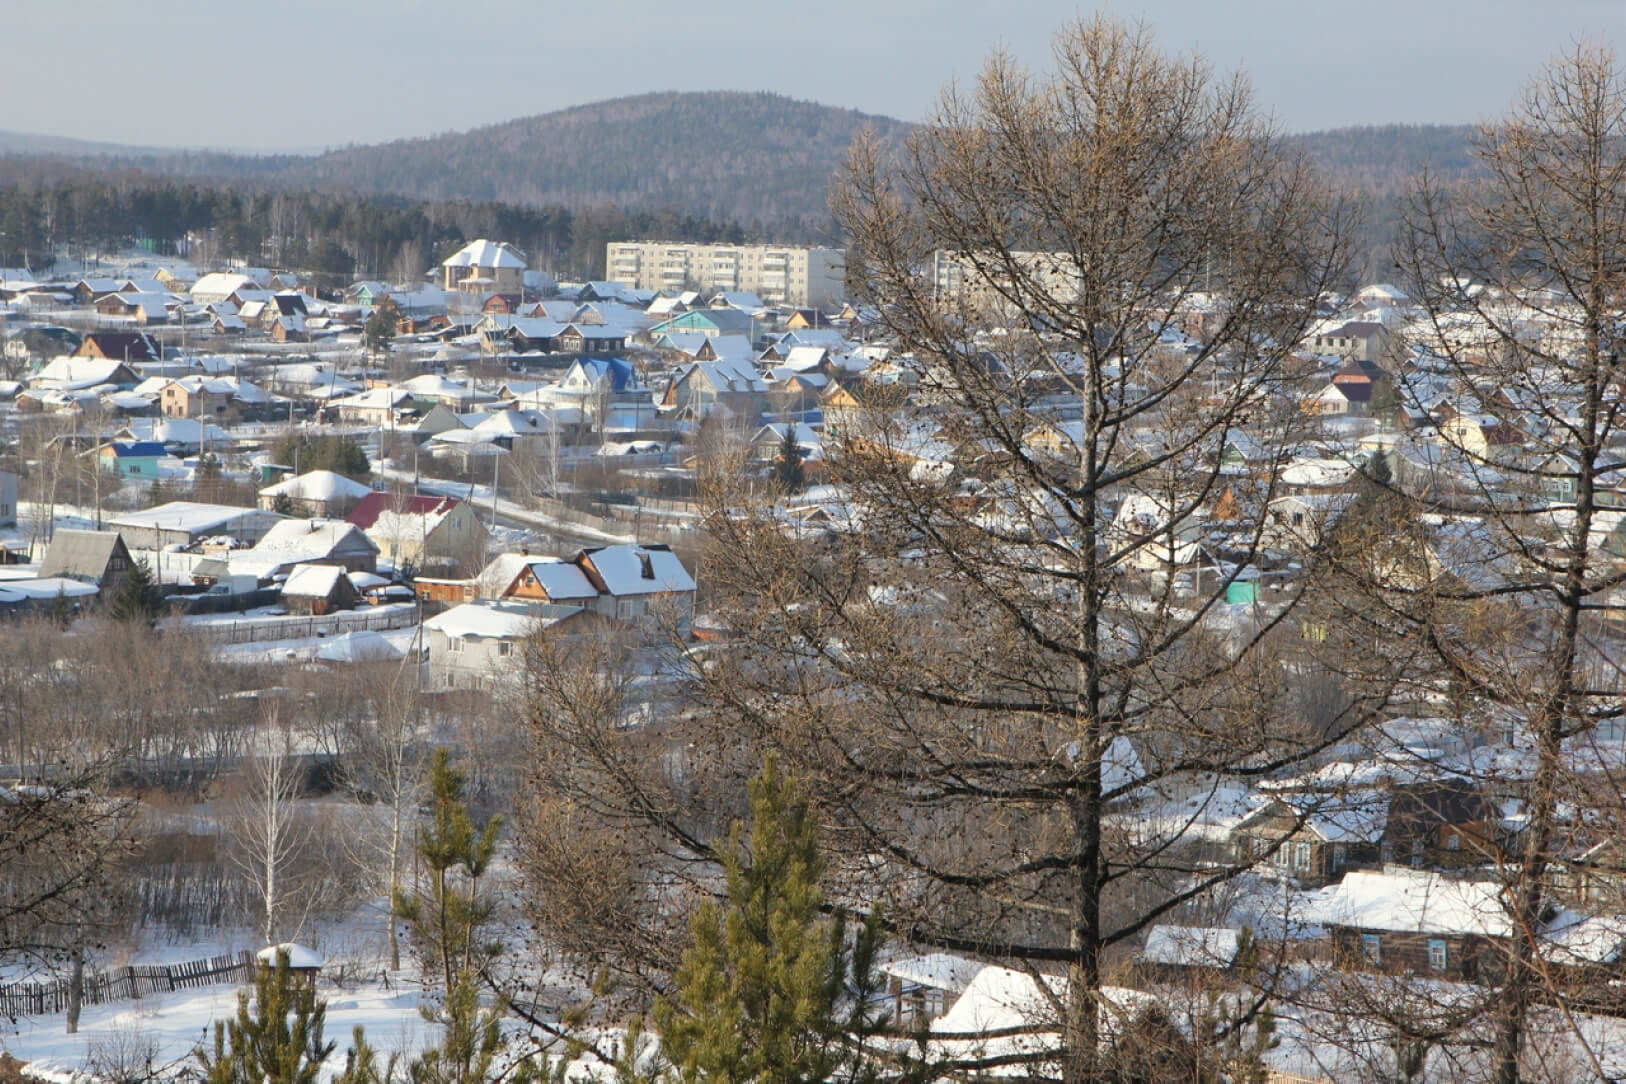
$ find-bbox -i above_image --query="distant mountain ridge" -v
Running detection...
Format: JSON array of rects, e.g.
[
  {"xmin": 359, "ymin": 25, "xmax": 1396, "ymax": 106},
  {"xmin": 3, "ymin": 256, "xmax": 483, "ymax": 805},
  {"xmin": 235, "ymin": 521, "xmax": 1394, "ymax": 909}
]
[
  {"xmin": 40, "ymin": 92, "xmax": 917, "ymax": 235},
  {"xmin": 2, "ymin": 94, "xmax": 1479, "ymax": 250}
]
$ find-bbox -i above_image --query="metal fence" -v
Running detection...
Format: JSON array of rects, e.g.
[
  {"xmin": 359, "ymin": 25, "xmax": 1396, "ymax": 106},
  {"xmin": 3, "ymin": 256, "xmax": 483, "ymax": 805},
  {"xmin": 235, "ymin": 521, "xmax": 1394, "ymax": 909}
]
[{"xmin": 0, "ymin": 950, "xmax": 255, "ymax": 1017}]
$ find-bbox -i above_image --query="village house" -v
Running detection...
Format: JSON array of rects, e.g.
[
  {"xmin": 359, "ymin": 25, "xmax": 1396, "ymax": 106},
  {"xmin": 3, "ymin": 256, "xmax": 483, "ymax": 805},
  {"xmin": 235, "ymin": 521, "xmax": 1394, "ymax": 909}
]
[
  {"xmin": 421, "ymin": 600, "xmax": 605, "ymax": 690},
  {"xmin": 224, "ymin": 518, "xmax": 380, "ymax": 581},
  {"xmin": 93, "ymin": 441, "xmax": 168, "ymax": 479},
  {"xmin": 107, "ymin": 502, "xmax": 285, "ymax": 550},
  {"xmin": 279, "ymin": 563, "xmax": 364, "ymax": 616},
  {"xmin": 73, "ymin": 332, "xmax": 162, "ymax": 363},
  {"xmin": 442, "ymin": 239, "xmax": 527, "ymax": 302},
  {"xmin": 38, "ymin": 529, "xmax": 137, "ymax": 591},
  {"xmin": 1230, "ymin": 796, "xmax": 1385, "ymax": 887},
  {"xmin": 575, "ymin": 543, "xmax": 697, "ymax": 634},
  {"xmin": 160, "ymin": 377, "xmax": 235, "ymax": 418},
  {"xmin": 1309, "ymin": 866, "xmax": 1525, "ymax": 983},
  {"xmin": 347, "ymin": 491, "xmax": 489, "ymax": 575},
  {"xmin": 258, "ymin": 470, "xmax": 374, "ymax": 518}
]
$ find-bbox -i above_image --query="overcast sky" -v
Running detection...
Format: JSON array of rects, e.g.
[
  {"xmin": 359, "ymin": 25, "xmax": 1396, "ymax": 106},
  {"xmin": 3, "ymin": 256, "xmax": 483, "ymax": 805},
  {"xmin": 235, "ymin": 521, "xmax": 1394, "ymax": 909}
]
[{"xmin": 5, "ymin": 0, "xmax": 1623, "ymax": 151}]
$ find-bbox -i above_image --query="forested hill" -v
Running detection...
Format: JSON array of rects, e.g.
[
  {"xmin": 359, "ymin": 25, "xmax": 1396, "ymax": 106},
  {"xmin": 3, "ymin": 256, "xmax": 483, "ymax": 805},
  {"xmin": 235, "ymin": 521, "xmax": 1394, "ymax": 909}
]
[
  {"xmin": 3, "ymin": 95, "xmax": 1474, "ymax": 239},
  {"xmin": 48, "ymin": 92, "xmax": 915, "ymax": 237},
  {"xmin": 1290, "ymin": 123, "xmax": 1481, "ymax": 195}
]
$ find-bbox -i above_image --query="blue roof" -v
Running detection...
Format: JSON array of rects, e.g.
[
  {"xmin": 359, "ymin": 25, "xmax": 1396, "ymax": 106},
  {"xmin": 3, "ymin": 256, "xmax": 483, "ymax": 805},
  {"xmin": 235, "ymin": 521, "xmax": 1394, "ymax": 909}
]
[
  {"xmin": 578, "ymin": 357, "xmax": 635, "ymax": 393},
  {"xmin": 110, "ymin": 441, "xmax": 167, "ymax": 458}
]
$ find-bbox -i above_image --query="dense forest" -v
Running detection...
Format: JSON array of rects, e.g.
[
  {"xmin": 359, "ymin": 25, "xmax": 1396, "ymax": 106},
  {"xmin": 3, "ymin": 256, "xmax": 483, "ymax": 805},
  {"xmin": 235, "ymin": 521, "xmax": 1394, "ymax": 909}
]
[
  {"xmin": 0, "ymin": 94, "xmax": 1484, "ymax": 287},
  {"xmin": 0, "ymin": 165, "xmax": 756, "ymax": 284}
]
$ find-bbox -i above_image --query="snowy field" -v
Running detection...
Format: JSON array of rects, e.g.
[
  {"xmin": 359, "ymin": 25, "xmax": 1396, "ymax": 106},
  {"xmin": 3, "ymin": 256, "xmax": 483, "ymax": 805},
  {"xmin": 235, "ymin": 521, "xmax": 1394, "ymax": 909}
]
[{"xmin": 10, "ymin": 982, "xmax": 433, "ymax": 1084}]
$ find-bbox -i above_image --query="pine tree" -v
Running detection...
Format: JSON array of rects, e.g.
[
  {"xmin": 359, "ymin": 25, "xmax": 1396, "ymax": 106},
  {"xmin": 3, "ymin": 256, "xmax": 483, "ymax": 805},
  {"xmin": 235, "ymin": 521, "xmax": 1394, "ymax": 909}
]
[
  {"xmin": 652, "ymin": 757, "xmax": 886, "ymax": 1084},
  {"xmin": 365, "ymin": 298, "xmax": 400, "ymax": 358},
  {"xmin": 107, "ymin": 556, "xmax": 158, "ymax": 624},
  {"xmin": 394, "ymin": 750, "xmax": 500, "ymax": 993},
  {"xmin": 194, "ymin": 950, "xmax": 338, "ymax": 1084},
  {"xmin": 772, "ymin": 426, "xmax": 805, "ymax": 494},
  {"xmin": 394, "ymin": 751, "xmax": 516, "ymax": 1084}
]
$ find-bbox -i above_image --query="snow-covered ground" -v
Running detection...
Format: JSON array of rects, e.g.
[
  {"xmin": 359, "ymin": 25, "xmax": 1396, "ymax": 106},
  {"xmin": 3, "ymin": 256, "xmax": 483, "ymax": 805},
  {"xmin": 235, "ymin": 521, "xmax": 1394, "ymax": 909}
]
[{"xmin": 10, "ymin": 982, "xmax": 433, "ymax": 1083}]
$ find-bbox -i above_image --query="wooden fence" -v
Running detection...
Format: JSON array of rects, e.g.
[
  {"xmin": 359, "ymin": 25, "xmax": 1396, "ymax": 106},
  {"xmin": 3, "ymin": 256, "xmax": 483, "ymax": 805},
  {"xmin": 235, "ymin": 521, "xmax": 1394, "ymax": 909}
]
[{"xmin": 0, "ymin": 950, "xmax": 255, "ymax": 1017}]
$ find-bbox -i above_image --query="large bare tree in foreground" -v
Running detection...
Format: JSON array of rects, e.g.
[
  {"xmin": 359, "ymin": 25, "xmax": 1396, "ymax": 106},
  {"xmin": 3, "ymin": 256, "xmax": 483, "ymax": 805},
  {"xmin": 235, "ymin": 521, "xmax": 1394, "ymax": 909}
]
[
  {"xmin": 1358, "ymin": 42, "xmax": 1626, "ymax": 1084},
  {"xmin": 527, "ymin": 17, "xmax": 1369, "ymax": 1083}
]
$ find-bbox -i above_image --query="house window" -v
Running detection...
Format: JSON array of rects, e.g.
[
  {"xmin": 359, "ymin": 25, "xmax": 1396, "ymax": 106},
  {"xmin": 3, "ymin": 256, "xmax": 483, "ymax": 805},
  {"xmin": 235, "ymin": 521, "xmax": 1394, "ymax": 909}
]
[
  {"xmin": 1332, "ymin": 842, "xmax": 1347, "ymax": 870},
  {"xmin": 1410, "ymin": 837, "xmax": 1425, "ymax": 867},
  {"xmin": 1293, "ymin": 841, "xmax": 1312, "ymax": 872},
  {"xmin": 1446, "ymin": 832, "xmax": 1461, "ymax": 851},
  {"xmin": 498, "ymin": 641, "xmax": 513, "ymax": 657},
  {"xmin": 1361, "ymin": 934, "xmax": 1382, "ymax": 966},
  {"xmin": 1428, "ymin": 939, "xmax": 1448, "ymax": 972},
  {"xmin": 450, "ymin": 639, "xmax": 465, "ymax": 654}
]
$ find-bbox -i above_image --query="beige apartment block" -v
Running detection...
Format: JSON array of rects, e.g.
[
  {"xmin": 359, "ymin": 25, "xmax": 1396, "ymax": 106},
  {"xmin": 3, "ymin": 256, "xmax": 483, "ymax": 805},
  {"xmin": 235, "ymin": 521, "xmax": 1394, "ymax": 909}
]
[{"xmin": 606, "ymin": 241, "xmax": 845, "ymax": 308}]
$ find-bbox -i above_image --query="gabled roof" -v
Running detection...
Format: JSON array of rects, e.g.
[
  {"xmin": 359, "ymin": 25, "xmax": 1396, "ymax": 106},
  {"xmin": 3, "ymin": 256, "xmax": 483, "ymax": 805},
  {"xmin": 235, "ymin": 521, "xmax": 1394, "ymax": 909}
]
[
  {"xmin": 515, "ymin": 557, "xmax": 599, "ymax": 601},
  {"xmin": 576, "ymin": 543, "xmax": 696, "ymax": 597},
  {"xmin": 38, "ymin": 529, "xmax": 128, "ymax": 582},
  {"xmin": 281, "ymin": 562, "xmax": 348, "ymax": 598},
  {"xmin": 347, "ymin": 491, "xmax": 463, "ymax": 530},
  {"xmin": 442, "ymin": 239, "xmax": 527, "ymax": 270},
  {"xmin": 260, "ymin": 470, "xmax": 373, "ymax": 502},
  {"xmin": 1308, "ymin": 867, "xmax": 1514, "ymax": 938},
  {"xmin": 105, "ymin": 441, "xmax": 166, "ymax": 458}
]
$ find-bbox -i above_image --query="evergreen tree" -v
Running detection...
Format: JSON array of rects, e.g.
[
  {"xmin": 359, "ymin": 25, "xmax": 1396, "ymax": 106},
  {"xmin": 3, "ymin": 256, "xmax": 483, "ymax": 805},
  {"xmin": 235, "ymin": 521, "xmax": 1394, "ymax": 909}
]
[
  {"xmin": 394, "ymin": 750, "xmax": 500, "ymax": 993},
  {"xmin": 772, "ymin": 426, "xmax": 805, "ymax": 494},
  {"xmin": 394, "ymin": 751, "xmax": 517, "ymax": 1084},
  {"xmin": 194, "ymin": 951, "xmax": 337, "ymax": 1084},
  {"xmin": 365, "ymin": 298, "xmax": 400, "ymax": 358},
  {"xmin": 107, "ymin": 557, "xmax": 158, "ymax": 624},
  {"xmin": 652, "ymin": 757, "xmax": 887, "ymax": 1084},
  {"xmin": 272, "ymin": 491, "xmax": 296, "ymax": 517},
  {"xmin": 274, "ymin": 435, "xmax": 371, "ymax": 482}
]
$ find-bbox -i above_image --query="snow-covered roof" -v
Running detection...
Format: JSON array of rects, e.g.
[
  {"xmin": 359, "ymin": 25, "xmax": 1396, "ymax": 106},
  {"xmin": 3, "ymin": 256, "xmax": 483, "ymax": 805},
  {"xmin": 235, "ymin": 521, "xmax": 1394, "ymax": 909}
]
[
  {"xmin": 424, "ymin": 600, "xmax": 537, "ymax": 640},
  {"xmin": 281, "ymin": 563, "xmax": 347, "ymax": 598},
  {"xmin": 523, "ymin": 557, "xmax": 599, "ymax": 600},
  {"xmin": 879, "ymin": 953, "xmax": 983, "ymax": 993},
  {"xmin": 442, "ymin": 239, "xmax": 527, "ymax": 270},
  {"xmin": 260, "ymin": 470, "xmax": 373, "ymax": 502},
  {"xmin": 108, "ymin": 502, "xmax": 273, "ymax": 535},
  {"xmin": 1306, "ymin": 868, "xmax": 1513, "ymax": 938},
  {"xmin": 579, "ymin": 544, "xmax": 696, "ymax": 597},
  {"xmin": 315, "ymin": 628, "xmax": 404, "ymax": 663},
  {"xmin": 1140, "ymin": 926, "xmax": 1241, "ymax": 968}
]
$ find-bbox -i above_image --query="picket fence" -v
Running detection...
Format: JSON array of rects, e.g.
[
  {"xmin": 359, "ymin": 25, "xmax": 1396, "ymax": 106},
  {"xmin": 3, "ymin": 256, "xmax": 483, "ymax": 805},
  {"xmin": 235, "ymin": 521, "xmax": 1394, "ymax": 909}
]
[{"xmin": 0, "ymin": 949, "xmax": 255, "ymax": 1017}]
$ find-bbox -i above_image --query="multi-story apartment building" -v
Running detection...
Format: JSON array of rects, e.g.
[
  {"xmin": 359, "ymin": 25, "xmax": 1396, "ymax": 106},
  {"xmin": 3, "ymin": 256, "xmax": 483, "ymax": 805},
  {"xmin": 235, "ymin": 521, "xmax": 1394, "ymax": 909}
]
[
  {"xmin": 605, "ymin": 241, "xmax": 845, "ymax": 308},
  {"xmin": 930, "ymin": 249, "xmax": 1084, "ymax": 306}
]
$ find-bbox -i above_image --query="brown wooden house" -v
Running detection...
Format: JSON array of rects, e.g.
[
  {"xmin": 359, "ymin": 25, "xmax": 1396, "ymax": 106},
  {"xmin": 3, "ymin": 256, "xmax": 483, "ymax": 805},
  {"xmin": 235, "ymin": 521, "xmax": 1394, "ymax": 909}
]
[
  {"xmin": 1382, "ymin": 779, "xmax": 1507, "ymax": 870},
  {"xmin": 279, "ymin": 563, "xmax": 362, "ymax": 615},
  {"xmin": 1314, "ymin": 867, "xmax": 1519, "ymax": 984},
  {"xmin": 1229, "ymin": 796, "xmax": 1384, "ymax": 887}
]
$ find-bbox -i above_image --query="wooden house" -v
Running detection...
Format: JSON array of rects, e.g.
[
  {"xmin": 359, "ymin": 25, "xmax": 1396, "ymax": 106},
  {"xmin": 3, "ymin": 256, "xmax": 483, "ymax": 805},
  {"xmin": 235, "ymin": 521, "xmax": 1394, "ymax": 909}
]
[
  {"xmin": 73, "ymin": 332, "xmax": 161, "ymax": 363},
  {"xmin": 279, "ymin": 563, "xmax": 363, "ymax": 615},
  {"xmin": 1382, "ymin": 780, "xmax": 1506, "ymax": 870},
  {"xmin": 38, "ymin": 529, "xmax": 136, "ymax": 591},
  {"xmin": 1312, "ymin": 867, "xmax": 1520, "ymax": 983},
  {"xmin": 1229, "ymin": 796, "xmax": 1384, "ymax": 887}
]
